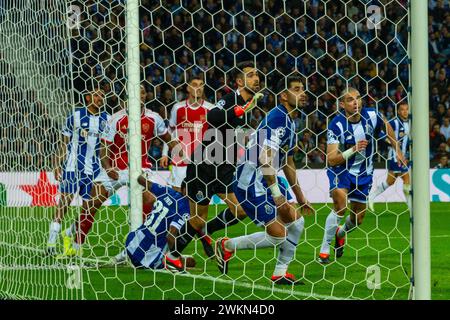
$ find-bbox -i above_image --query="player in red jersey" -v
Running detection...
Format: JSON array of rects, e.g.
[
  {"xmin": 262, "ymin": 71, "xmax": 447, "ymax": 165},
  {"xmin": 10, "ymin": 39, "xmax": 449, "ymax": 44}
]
[
  {"xmin": 160, "ymin": 75, "xmax": 215, "ymax": 193},
  {"xmin": 59, "ymin": 86, "xmax": 182, "ymax": 257},
  {"xmin": 160, "ymin": 75, "xmax": 216, "ymax": 258}
]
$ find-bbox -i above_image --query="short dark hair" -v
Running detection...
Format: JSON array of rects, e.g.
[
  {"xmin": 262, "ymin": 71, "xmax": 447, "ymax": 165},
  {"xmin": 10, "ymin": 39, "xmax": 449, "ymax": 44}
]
[
  {"xmin": 234, "ymin": 61, "xmax": 255, "ymax": 80},
  {"xmin": 276, "ymin": 75, "xmax": 304, "ymax": 95},
  {"xmin": 187, "ymin": 73, "xmax": 205, "ymax": 84}
]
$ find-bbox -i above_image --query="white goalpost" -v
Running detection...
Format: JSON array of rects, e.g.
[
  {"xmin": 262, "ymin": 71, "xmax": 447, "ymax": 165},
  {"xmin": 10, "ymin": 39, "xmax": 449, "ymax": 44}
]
[
  {"xmin": 126, "ymin": 0, "xmax": 143, "ymax": 231},
  {"xmin": 410, "ymin": 0, "xmax": 431, "ymax": 300}
]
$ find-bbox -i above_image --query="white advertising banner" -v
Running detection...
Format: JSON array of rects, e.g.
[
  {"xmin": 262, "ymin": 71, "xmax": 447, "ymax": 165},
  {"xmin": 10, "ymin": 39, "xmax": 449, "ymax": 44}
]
[{"xmin": 0, "ymin": 169, "xmax": 449, "ymax": 207}]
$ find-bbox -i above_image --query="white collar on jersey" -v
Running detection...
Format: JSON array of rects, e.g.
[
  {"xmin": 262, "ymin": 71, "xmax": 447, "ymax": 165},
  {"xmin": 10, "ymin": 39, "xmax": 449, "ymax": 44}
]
[{"xmin": 186, "ymin": 98, "xmax": 205, "ymax": 109}]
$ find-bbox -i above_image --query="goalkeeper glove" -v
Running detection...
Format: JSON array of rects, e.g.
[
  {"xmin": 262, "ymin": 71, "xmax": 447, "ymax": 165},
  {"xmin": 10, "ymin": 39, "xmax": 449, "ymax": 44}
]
[{"xmin": 234, "ymin": 92, "xmax": 264, "ymax": 117}]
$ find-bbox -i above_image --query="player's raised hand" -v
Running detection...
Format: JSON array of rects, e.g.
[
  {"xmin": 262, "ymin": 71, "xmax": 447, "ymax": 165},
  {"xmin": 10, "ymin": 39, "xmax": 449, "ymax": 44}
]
[
  {"xmin": 234, "ymin": 92, "xmax": 264, "ymax": 117},
  {"xmin": 396, "ymin": 149, "xmax": 408, "ymax": 167},
  {"xmin": 53, "ymin": 166, "xmax": 62, "ymax": 181},
  {"xmin": 354, "ymin": 140, "xmax": 368, "ymax": 152},
  {"xmin": 159, "ymin": 156, "xmax": 169, "ymax": 168},
  {"xmin": 106, "ymin": 168, "xmax": 119, "ymax": 181}
]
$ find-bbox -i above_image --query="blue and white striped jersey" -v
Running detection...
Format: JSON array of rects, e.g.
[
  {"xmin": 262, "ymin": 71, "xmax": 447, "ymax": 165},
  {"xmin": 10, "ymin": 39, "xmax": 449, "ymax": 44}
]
[
  {"xmin": 61, "ymin": 106, "xmax": 109, "ymax": 176},
  {"xmin": 388, "ymin": 118, "xmax": 410, "ymax": 161},
  {"xmin": 236, "ymin": 104, "xmax": 296, "ymax": 198},
  {"xmin": 327, "ymin": 108, "xmax": 385, "ymax": 177},
  {"xmin": 126, "ymin": 183, "xmax": 190, "ymax": 268}
]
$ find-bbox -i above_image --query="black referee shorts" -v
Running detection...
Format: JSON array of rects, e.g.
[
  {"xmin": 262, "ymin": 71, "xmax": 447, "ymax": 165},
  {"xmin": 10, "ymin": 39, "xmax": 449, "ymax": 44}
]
[{"xmin": 184, "ymin": 163, "xmax": 236, "ymax": 206}]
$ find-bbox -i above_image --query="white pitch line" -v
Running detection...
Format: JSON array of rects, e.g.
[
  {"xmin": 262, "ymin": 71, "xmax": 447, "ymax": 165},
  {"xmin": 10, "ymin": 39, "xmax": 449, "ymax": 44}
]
[
  {"xmin": 303, "ymin": 234, "xmax": 450, "ymax": 242},
  {"xmin": 0, "ymin": 242, "xmax": 347, "ymax": 300},
  {"xmin": 0, "ymin": 241, "xmax": 108, "ymax": 265},
  {"xmin": 152, "ymin": 269, "xmax": 349, "ymax": 300}
]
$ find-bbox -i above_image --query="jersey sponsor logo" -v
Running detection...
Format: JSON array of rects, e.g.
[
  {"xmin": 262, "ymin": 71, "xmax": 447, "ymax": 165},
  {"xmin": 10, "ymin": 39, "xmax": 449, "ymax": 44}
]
[
  {"xmin": 365, "ymin": 123, "xmax": 373, "ymax": 136},
  {"xmin": 270, "ymin": 135, "xmax": 281, "ymax": 146},
  {"xmin": 164, "ymin": 196, "xmax": 173, "ymax": 206}
]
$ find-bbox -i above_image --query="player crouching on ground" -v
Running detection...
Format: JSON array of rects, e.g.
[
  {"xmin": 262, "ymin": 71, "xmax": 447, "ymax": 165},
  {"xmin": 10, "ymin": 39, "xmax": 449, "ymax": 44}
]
[{"xmin": 115, "ymin": 177, "xmax": 196, "ymax": 271}]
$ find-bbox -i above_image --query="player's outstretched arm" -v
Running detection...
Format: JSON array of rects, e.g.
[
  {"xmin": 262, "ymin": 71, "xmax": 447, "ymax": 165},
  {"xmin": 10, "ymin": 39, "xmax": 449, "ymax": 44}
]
[
  {"xmin": 53, "ymin": 135, "xmax": 70, "ymax": 181},
  {"xmin": 137, "ymin": 174, "xmax": 153, "ymax": 191},
  {"xmin": 160, "ymin": 143, "xmax": 169, "ymax": 168},
  {"xmin": 207, "ymin": 93, "xmax": 263, "ymax": 127},
  {"xmin": 384, "ymin": 119, "xmax": 407, "ymax": 166},
  {"xmin": 160, "ymin": 132, "xmax": 185, "ymax": 165},
  {"xmin": 283, "ymin": 156, "xmax": 314, "ymax": 217},
  {"xmin": 259, "ymin": 146, "xmax": 291, "ymax": 217},
  {"xmin": 327, "ymin": 142, "xmax": 368, "ymax": 167},
  {"xmin": 100, "ymin": 140, "xmax": 118, "ymax": 180}
]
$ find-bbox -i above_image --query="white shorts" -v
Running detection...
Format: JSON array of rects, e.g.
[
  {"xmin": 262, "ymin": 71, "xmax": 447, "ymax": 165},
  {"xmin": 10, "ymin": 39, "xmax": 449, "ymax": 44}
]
[
  {"xmin": 167, "ymin": 165, "xmax": 187, "ymax": 188},
  {"xmin": 94, "ymin": 168, "xmax": 153, "ymax": 195}
]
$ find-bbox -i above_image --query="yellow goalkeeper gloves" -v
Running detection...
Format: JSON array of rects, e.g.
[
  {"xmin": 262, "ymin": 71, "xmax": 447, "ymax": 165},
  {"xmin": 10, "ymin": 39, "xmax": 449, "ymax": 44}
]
[{"xmin": 234, "ymin": 92, "xmax": 264, "ymax": 117}]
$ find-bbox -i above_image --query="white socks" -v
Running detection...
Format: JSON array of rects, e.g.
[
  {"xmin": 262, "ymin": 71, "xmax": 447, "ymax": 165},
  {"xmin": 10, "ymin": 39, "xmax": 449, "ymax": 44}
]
[
  {"xmin": 320, "ymin": 211, "xmax": 342, "ymax": 255},
  {"xmin": 371, "ymin": 181, "xmax": 389, "ymax": 199},
  {"xmin": 113, "ymin": 249, "xmax": 128, "ymax": 263},
  {"xmin": 273, "ymin": 217, "xmax": 305, "ymax": 277},
  {"xmin": 65, "ymin": 223, "xmax": 75, "ymax": 237},
  {"xmin": 47, "ymin": 221, "xmax": 61, "ymax": 245},
  {"xmin": 225, "ymin": 232, "xmax": 285, "ymax": 251},
  {"xmin": 337, "ymin": 215, "xmax": 357, "ymax": 238},
  {"xmin": 403, "ymin": 184, "xmax": 412, "ymax": 212}
]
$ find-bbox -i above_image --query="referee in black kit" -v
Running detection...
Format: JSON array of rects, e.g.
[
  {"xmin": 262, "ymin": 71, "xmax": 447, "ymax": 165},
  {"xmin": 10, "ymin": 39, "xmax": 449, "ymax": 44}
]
[{"xmin": 164, "ymin": 61, "xmax": 263, "ymax": 271}]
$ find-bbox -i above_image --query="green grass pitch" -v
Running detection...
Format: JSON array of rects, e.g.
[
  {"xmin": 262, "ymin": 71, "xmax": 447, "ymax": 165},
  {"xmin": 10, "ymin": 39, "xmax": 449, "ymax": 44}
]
[{"xmin": 0, "ymin": 203, "xmax": 448, "ymax": 300}]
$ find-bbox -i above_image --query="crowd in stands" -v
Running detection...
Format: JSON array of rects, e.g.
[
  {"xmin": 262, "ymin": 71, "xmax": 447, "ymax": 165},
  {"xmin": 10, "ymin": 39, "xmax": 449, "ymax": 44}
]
[
  {"xmin": 0, "ymin": 0, "xmax": 448, "ymax": 170},
  {"xmin": 0, "ymin": 55, "xmax": 58, "ymax": 171}
]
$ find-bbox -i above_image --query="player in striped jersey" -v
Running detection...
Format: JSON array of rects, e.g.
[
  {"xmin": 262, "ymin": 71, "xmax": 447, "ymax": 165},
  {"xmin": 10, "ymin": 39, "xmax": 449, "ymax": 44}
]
[
  {"xmin": 368, "ymin": 103, "xmax": 411, "ymax": 212},
  {"xmin": 215, "ymin": 76, "xmax": 314, "ymax": 284},
  {"xmin": 121, "ymin": 179, "xmax": 195, "ymax": 272},
  {"xmin": 318, "ymin": 88, "xmax": 407, "ymax": 264},
  {"xmin": 47, "ymin": 87, "xmax": 109, "ymax": 255},
  {"xmin": 59, "ymin": 86, "xmax": 182, "ymax": 257}
]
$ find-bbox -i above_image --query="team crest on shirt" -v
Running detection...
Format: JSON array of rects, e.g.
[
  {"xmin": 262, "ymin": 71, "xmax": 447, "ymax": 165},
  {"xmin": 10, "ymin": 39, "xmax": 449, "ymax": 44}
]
[
  {"xmin": 100, "ymin": 121, "xmax": 106, "ymax": 131},
  {"xmin": 399, "ymin": 132, "xmax": 405, "ymax": 137},
  {"xmin": 327, "ymin": 130, "xmax": 337, "ymax": 142},
  {"xmin": 142, "ymin": 123, "xmax": 150, "ymax": 133},
  {"xmin": 275, "ymin": 127, "xmax": 285, "ymax": 138},
  {"xmin": 216, "ymin": 100, "xmax": 225, "ymax": 109},
  {"xmin": 265, "ymin": 204, "xmax": 274, "ymax": 215},
  {"xmin": 334, "ymin": 175, "xmax": 339, "ymax": 186},
  {"xmin": 365, "ymin": 123, "xmax": 373, "ymax": 136}
]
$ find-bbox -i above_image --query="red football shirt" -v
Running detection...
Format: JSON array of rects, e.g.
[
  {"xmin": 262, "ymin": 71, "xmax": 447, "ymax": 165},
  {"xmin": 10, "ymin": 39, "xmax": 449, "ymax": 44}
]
[
  {"xmin": 169, "ymin": 99, "xmax": 214, "ymax": 166},
  {"xmin": 102, "ymin": 109, "xmax": 168, "ymax": 170}
]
